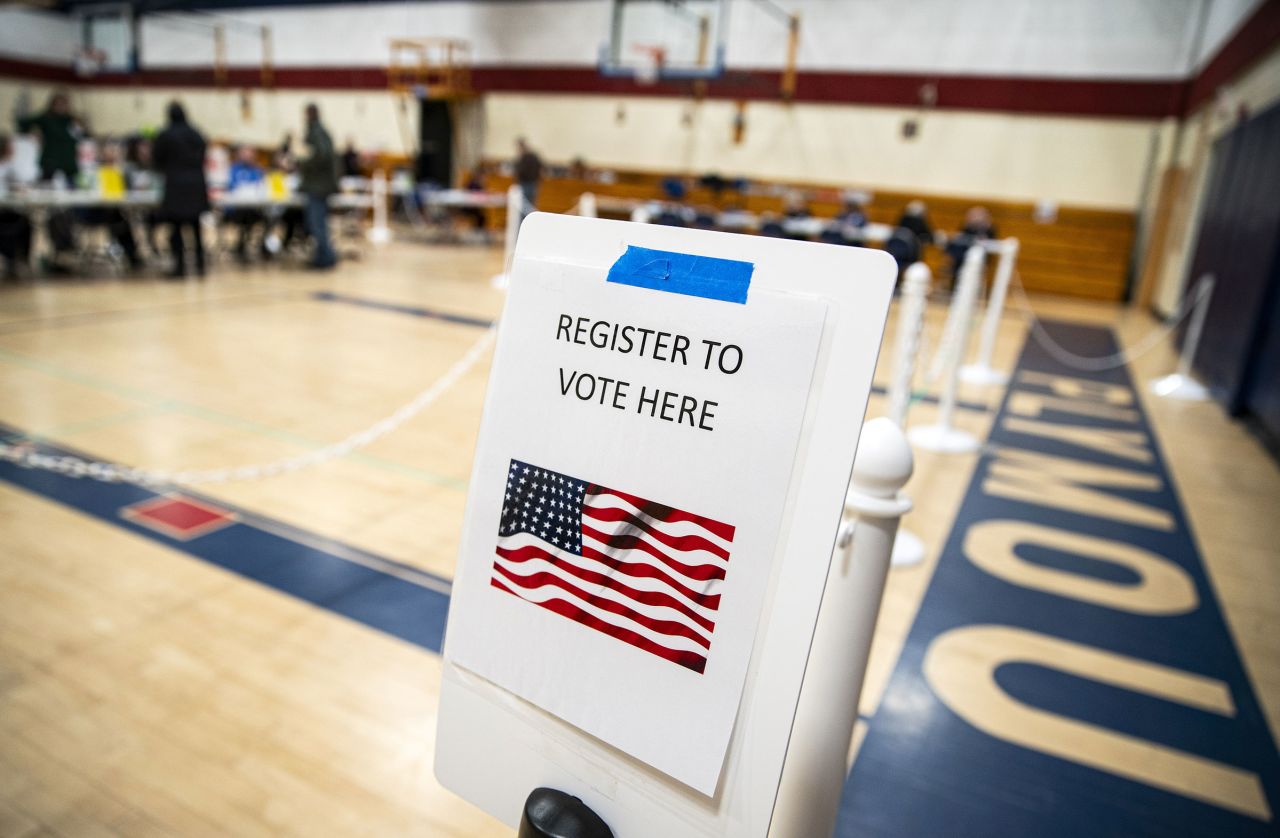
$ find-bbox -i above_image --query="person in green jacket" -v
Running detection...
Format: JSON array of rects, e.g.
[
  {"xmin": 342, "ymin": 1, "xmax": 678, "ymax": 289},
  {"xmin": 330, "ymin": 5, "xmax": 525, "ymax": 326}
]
[
  {"xmin": 299, "ymin": 103, "xmax": 338, "ymax": 269},
  {"xmin": 16, "ymin": 91, "xmax": 81, "ymax": 266},
  {"xmin": 16, "ymin": 92, "xmax": 80, "ymax": 182}
]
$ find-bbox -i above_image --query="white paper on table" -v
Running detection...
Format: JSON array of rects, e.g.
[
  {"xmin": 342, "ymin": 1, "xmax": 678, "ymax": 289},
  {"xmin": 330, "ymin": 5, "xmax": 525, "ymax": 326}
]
[{"xmin": 444, "ymin": 254, "xmax": 828, "ymax": 796}]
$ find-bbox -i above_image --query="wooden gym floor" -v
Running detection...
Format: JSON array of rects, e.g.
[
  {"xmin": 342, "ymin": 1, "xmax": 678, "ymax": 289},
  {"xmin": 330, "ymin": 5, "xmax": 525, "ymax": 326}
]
[{"xmin": 0, "ymin": 239, "xmax": 1276, "ymax": 836}]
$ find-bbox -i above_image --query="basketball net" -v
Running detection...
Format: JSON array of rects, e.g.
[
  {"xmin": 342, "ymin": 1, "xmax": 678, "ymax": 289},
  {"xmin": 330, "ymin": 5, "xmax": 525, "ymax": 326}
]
[
  {"xmin": 74, "ymin": 47, "xmax": 108, "ymax": 79},
  {"xmin": 632, "ymin": 44, "xmax": 666, "ymax": 86}
]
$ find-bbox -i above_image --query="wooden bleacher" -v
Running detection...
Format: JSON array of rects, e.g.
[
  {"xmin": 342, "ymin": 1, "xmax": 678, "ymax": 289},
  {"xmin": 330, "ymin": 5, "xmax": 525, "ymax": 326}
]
[{"xmin": 480, "ymin": 168, "xmax": 1136, "ymax": 302}]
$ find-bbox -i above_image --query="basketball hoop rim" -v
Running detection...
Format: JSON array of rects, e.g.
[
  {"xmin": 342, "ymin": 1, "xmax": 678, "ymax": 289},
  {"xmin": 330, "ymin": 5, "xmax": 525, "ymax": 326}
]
[
  {"xmin": 74, "ymin": 46, "xmax": 109, "ymax": 78},
  {"xmin": 596, "ymin": 43, "xmax": 726, "ymax": 83}
]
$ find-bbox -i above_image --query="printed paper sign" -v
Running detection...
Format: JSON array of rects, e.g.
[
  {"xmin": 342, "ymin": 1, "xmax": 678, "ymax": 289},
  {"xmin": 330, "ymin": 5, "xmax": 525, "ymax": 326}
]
[{"xmin": 445, "ymin": 250, "xmax": 828, "ymax": 795}]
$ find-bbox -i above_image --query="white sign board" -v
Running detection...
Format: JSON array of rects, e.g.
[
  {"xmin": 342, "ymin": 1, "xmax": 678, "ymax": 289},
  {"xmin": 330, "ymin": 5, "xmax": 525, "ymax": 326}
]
[{"xmin": 437, "ymin": 214, "xmax": 894, "ymax": 836}]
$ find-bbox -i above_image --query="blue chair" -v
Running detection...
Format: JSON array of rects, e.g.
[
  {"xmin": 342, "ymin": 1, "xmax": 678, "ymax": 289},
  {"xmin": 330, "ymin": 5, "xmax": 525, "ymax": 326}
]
[
  {"xmin": 661, "ymin": 178, "xmax": 687, "ymax": 200},
  {"xmin": 818, "ymin": 226, "xmax": 847, "ymax": 246},
  {"xmin": 655, "ymin": 208, "xmax": 687, "ymax": 227}
]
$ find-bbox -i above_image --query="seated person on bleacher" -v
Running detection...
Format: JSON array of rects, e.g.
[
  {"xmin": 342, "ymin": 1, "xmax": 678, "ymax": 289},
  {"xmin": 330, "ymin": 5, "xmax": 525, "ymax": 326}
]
[
  {"xmin": 836, "ymin": 195, "xmax": 868, "ymax": 228},
  {"xmin": 897, "ymin": 200, "xmax": 935, "ymax": 250},
  {"xmin": 946, "ymin": 205, "xmax": 999, "ymax": 284},
  {"xmin": 0, "ymin": 134, "xmax": 34, "ymax": 281},
  {"xmin": 783, "ymin": 190, "xmax": 811, "ymax": 219},
  {"xmin": 225, "ymin": 145, "xmax": 269, "ymax": 263}
]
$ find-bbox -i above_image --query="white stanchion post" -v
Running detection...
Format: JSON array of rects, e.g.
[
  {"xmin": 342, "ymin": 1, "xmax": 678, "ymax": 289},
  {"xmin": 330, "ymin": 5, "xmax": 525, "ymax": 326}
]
[
  {"xmin": 1150, "ymin": 274, "xmax": 1215, "ymax": 401},
  {"xmin": 490, "ymin": 184, "xmax": 525, "ymax": 290},
  {"xmin": 885, "ymin": 262, "xmax": 930, "ymax": 567},
  {"xmin": 367, "ymin": 169, "xmax": 391, "ymax": 244},
  {"xmin": 578, "ymin": 192, "xmax": 597, "ymax": 218},
  {"xmin": 770, "ymin": 417, "xmax": 912, "ymax": 838},
  {"xmin": 887, "ymin": 263, "xmax": 931, "ymax": 428},
  {"xmin": 960, "ymin": 237, "xmax": 1019, "ymax": 385},
  {"xmin": 909, "ymin": 245, "xmax": 984, "ymax": 454}
]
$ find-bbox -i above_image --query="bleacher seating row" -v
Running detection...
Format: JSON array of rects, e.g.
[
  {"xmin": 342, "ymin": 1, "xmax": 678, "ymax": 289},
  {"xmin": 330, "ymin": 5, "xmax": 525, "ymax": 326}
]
[{"xmin": 479, "ymin": 169, "xmax": 1136, "ymax": 301}]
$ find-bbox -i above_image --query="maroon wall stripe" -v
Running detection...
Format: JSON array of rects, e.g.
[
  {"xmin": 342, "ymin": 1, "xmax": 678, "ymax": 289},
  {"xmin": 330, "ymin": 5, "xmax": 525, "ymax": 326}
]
[
  {"xmin": 0, "ymin": 57, "xmax": 76, "ymax": 84},
  {"xmin": 1187, "ymin": 0, "xmax": 1280, "ymax": 112},
  {"xmin": 0, "ymin": 58, "xmax": 1187, "ymax": 119},
  {"xmin": 472, "ymin": 67, "xmax": 1187, "ymax": 118}
]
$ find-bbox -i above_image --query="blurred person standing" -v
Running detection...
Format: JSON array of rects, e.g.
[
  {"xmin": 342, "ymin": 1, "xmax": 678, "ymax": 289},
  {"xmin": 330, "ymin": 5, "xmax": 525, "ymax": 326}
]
[
  {"xmin": 514, "ymin": 136, "xmax": 542, "ymax": 217},
  {"xmin": 152, "ymin": 102, "xmax": 210, "ymax": 279},
  {"xmin": 15, "ymin": 91, "xmax": 79, "ymax": 183},
  {"xmin": 15, "ymin": 91, "xmax": 80, "ymax": 268},
  {"xmin": 0, "ymin": 135, "xmax": 33, "ymax": 281},
  {"xmin": 299, "ymin": 103, "xmax": 338, "ymax": 270}
]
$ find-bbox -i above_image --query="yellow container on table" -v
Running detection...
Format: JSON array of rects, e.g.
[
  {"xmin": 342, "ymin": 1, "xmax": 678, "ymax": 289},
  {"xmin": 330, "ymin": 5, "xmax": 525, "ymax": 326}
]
[
  {"xmin": 98, "ymin": 166, "xmax": 125, "ymax": 200},
  {"xmin": 266, "ymin": 171, "xmax": 290, "ymax": 201}
]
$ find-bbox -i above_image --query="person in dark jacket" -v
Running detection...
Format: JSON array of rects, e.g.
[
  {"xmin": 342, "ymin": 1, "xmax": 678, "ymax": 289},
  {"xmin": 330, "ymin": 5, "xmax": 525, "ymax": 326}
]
[
  {"xmin": 514, "ymin": 137, "xmax": 542, "ymax": 218},
  {"xmin": 896, "ymin": 200, "xmax": 934, "ymax": 250},
  {"xmin": 299, "ymin": 103, "xmax": 338, "ymax": 269},
  {"xmin": 341, "ymin": 139, "xmax": 361, "ymax": 178},
  {"xmin": 152, "ymin": 101, "xmax": 210, "ymax": 278},
  {"xmin": 16, "ymin": 91, "xmax": 79, "ymax": 182}
]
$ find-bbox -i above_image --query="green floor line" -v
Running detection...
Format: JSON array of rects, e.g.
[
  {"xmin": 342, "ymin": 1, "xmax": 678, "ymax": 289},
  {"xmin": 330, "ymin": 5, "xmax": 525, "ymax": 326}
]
[{"xmin": 31, "ymin": 404, "xmax": 171, "ymax": 438}]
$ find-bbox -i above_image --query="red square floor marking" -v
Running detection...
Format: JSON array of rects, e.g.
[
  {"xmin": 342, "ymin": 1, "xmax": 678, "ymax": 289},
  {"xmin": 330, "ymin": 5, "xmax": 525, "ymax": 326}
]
[{"xmin": 121, "ymin": 495, "xmax": 237, "ymax": 541}]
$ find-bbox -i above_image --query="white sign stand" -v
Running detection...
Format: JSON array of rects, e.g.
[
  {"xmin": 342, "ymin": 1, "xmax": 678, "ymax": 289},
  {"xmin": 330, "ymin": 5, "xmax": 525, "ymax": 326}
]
[{"xmin": 436, "ymin": 214, "xmax": 895, "ymax": 837}]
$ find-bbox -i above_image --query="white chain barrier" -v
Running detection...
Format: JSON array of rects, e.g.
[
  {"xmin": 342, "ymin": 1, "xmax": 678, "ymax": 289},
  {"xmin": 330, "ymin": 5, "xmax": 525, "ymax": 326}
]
[
  {"xmin": 1011, "ymin": 270, "xmax": 1215, "ymax": 374},
  {"xmin": 0, "ymin": 327, "xmax": 497, "ymax": 486}
]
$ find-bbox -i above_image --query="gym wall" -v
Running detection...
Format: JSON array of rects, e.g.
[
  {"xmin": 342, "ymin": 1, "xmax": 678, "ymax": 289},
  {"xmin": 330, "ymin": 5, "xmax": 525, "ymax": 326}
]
[{"xmin": 1, "ymin": 0, "xmax": 1236, "ymax": 209}]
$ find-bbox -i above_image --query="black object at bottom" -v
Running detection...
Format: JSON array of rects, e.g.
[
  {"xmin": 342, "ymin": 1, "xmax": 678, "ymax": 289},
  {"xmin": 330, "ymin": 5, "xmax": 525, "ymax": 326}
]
[{"xmin": 518, "ymin": 788, "xmax": 614, "ymax": 838}]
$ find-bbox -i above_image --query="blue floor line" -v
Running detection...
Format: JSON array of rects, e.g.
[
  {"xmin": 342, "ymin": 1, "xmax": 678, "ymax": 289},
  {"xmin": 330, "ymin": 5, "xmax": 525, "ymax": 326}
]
[
  {"xmin": 0, "ymin": 425, "xmax": 453, "ymax": 652},
  {"xmin": 312, "ymin": 291, "xmax": 494, "ymax": 328},
  {"xmin": 839, "ymin": 320, "xmax": 1280, "ymax": 836}
]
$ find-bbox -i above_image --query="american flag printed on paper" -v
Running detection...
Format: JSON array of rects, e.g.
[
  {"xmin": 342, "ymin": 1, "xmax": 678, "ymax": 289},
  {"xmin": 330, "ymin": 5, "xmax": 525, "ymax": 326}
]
[{"xmin": 492, "ymin": 459, "xmax": 736, "ymax": 674}]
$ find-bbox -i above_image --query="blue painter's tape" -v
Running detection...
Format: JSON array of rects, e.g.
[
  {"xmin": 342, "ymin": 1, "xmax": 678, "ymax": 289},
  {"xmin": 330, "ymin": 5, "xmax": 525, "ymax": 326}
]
[{"xmin": 606, "ymin": 245, "xmax": 753, "ymax": 304}]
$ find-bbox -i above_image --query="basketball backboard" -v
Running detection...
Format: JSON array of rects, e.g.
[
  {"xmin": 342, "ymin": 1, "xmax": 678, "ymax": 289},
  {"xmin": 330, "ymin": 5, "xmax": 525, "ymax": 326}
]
[
  {"xmin": 600, "ymin": 0, "xmax": 727, "ymax": 81},
  {"xmin": 74, "ymin": 3, "xmax": 134, "ymax": 74}
]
